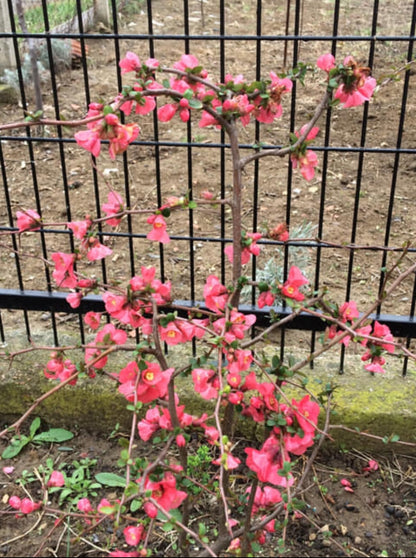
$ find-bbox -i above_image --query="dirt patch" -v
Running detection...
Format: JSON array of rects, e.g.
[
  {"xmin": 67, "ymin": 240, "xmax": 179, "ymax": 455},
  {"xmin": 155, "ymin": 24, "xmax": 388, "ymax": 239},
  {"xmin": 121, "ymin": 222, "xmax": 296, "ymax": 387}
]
[{"xmin": 1, "ymin": 426, "xmax": 416, "ymax": 557}]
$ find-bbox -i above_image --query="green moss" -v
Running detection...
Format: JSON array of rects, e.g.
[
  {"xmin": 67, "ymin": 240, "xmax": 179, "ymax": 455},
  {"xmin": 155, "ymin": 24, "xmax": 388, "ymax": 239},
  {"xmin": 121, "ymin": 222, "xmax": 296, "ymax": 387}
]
[{"xmin": 1, "ymin": 331, "xmax": 415, "ymax": 453}]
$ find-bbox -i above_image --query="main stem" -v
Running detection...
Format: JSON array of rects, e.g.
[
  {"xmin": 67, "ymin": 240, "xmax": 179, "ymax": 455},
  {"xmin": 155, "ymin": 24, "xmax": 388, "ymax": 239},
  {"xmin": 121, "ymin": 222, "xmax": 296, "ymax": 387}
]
[{"xmin": 227, "ymin": 120, "xmax": 243, "ymax": 308}]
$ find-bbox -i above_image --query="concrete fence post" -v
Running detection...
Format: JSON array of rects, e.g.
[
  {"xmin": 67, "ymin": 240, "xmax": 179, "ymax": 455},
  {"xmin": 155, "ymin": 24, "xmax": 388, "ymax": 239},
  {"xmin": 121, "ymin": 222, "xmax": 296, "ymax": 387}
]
[
  {"xmin": 0, "ymin": 0, "xmax": 17, "ymax": 72},
  {"xmin": 94, "ymin": 0, "xmax": 110, "ymax": 26}
]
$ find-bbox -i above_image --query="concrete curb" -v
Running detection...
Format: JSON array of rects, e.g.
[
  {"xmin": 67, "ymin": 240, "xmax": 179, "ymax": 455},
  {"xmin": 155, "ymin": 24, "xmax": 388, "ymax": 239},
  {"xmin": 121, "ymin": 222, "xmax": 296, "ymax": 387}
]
[{"xmin": 1, "ymin": 330, "xmax": 415, "ymax": 454}]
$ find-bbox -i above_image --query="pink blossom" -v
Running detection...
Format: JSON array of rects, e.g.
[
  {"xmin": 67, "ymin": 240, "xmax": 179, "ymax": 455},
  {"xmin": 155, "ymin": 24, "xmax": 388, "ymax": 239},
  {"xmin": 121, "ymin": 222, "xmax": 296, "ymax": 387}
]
[
  {"xmin": 192, "ymin": 368, "xmax": 219, "ymax": 400},
  {"xmin": 119, "ymin": 51, "xmax": 141, "ymax": 74},
  {"xmin": 257, "ymin": 290, "xmax": 276, "ymax": 309},
  {"xmin": 47, "ymin": 471, "xmax": 65, "ymax": 487},
  {"xmin": 67, "ymin": 219, "xmax": 91, "ymax": 239},
  {"xmin": 118, "ymin": 361, "xmax": 174, "ymax": 404},
  {"xmin": 84, "ymin": 311, "xmax": 102, "ymax": 330},
  {"xmin": 9, "ymin": 495, "xmax": 21, "ymax": 509},
  {"xmin": 102, "ymin": 191, "xmax": 124, "ymax": 226},
  {"xmin": 66, "ymin": 292, "xmax": 82, "ymax": 309},
  {"xmin": 176, "ymin": 434, "xmax": 186, "ymax": 447},
  {"xmin": 85, "ymin": 238, "xmax": 113, "ymax": 261},
  {"xmin": 335, "ymin": 77, "xmax": 376, "ymax": 108},
  {"xmin": 16, "ymin": 209, "xmax": 41, "ymax": 232},
  {"xmin": 213, "ymin": 310, "xmax": 256, "ymax": 344},
  {"xmin": 253, "ymin": 73, "xmax": 292, "ymax": 123},
  {"xmin": 280, "ymin": 266, "xmax": 309, "ymax": 301},
  {"xmin": 340, "ymin": 478, "xmax": 354, "ymax": 493},
  {"xmin": 20, "ymin": 498, "xmax": 40, "ymax": 514},
  {"xmin": 142, "ymin": 472, "xmax": 187, "ymax": 519},
  {"xmin": 74, "ymin": 129, "xmax": 101, "ymax": 157},
  {"xmin": 77, "ymin": 498, "xmax": 93, "ymax": 513},
  {"xmin": 146, "ymin": 214, "xmax": 170, "ymax": 244},
  {"xmin": 123, "ymin": 525, "xmax": 145, "ymax": 546},
  {"xmin": 317, "ymin": 53, "xmax": 336, "ymax": 72},
  {"xmin": 2, "ymin": 466, "xmax": 14, "ymax": 475},
  {"xmin": 51, "ymin": 252, "xmax": 77, "ymax": 289},
  {"xmin": 203, "ymin": 275, "xmax": 229, "ymax": 314},
  {"xmin": 245, "ymin": 434, "xmax": 294, "ymax": 487},
  {"xmin": 363, "ymin": 459, "xmax": 379, "ymax": 472},
  {"xmin": 212, "ymin": 452, "xmax": 241, "ymax": 470}
]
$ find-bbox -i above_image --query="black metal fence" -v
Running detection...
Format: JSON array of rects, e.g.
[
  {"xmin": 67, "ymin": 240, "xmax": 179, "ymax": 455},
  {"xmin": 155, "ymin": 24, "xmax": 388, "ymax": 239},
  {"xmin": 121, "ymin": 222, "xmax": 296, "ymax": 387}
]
[{"xmin": 1, "ymin": 0, "xmax": 416, "ymax": 373}]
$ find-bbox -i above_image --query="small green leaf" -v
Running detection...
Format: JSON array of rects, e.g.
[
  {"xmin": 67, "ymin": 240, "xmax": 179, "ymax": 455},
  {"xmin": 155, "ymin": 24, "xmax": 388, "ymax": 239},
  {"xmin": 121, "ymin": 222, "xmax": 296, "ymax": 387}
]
[
  {"xmin": 29, "ymin": 417, "xmax": 41, "ymax": 439},
  {"xmin": 34, "ymin": 429, "xmax": 74, "ymax": 443},
  {"xmin": 94, "ymin": 472, "xmax": 126, "ymax": 488},
  {"xmin": 1, "ymin": 438, "xmax": 29, "ymax": 459}
]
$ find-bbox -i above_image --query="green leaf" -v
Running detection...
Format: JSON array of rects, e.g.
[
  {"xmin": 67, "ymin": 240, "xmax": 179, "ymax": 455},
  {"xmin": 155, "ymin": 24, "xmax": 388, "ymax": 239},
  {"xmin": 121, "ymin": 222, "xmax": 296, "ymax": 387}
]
[
  {"xmin": 188, "ymin": 200, "xmax": 197, "ymax": 209},
  {"xmin": 1, "ymin": 437, "xmax": 29, "ymax": 459},
  {"xmin": 130, "ymin": 499, "xmax": 142, "ymax": 512},
  {"xmin": 94, "ymin": 472, "xmax": 126, "ymax": 488},
  {"xmin": 34, "ymin": 429, "xmax": 74, "ymax": 443},
  {"xmin": 29, "ymin": 417, "xmax": 41, "ymax": 439},
  {"xmin": 188, "ymin": 98, "xmax": 203, "ymax": 109}
]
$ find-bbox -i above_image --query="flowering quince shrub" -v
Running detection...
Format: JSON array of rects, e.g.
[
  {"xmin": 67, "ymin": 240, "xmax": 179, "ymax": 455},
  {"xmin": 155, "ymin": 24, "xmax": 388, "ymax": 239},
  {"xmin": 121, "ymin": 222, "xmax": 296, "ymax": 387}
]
[{"xmin": 1, "ymin": 51, "xmax": 413, "ymax": 557}]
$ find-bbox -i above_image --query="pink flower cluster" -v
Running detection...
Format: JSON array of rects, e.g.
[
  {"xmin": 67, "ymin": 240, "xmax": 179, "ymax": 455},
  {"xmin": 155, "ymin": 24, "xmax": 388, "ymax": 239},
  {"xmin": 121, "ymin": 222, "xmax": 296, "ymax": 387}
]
[
  {"xmin": 317, "ymin": 53, "xmax": 377, "ymax": 108},
  {"xmin": 74, "ymin": 105, "xmax": 139, "ymax": 159}
]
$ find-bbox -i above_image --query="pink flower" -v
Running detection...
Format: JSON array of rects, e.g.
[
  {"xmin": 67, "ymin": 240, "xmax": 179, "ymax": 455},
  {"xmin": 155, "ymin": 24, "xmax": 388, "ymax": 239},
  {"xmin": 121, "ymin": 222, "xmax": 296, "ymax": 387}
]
[
  {"xmin": 339, "ymin": 300, "xmax": 360, "ymax": 322},
  {"xmin": 2, "ymin": 466, "xmax": 14, "ymax": 475},
  {"xmin": 245, "ymin": 434, "xmax": 294, "ymax": 487},
  {"xmin": 176, "ymin": 434, "xmax": 186, "ymax": 447},
  {"xmin": 20, "ymin": 498, "xmax": 40, "ymax": 514},
  {"xmin": 84, "ymin": 311, "xmax": 102, "ymax": 330},
  {"xmin": 118, "ymin": 361, "xmax": 174, "ymax": 404},
  {"xmin": 9, "ymin": 495, "xmax": 21, "ymax": 509},
  {"xmin": 142, "ymin": 472, "xmax": 187, "ymax": 519},
  {"xmin": 340, "ymin": 478, "xmax": 354, "ymax": 493},
  {"xmin": 74, "ymin": 129, "xmax": 101, "ymax": 157},
  {"xmin": 85, "ymin": 238, "xmax": 113, "ymax": 261},
  {"xmin": 67, "ymin": 219, "xmax": 91, "ymax": 239},
  {"xmin": 280, "ymin": 266, "xmax": 309, "ymax": 301},
  {"xmin": 253, "ymin": 73, "xmax": 292, "ymax": 123},
  {"xmin": 317, "ymin": 53, "xmax": 336, "ymax": 72},
  {"xmin": 77, "ymin": 498, "xmax": 93, "ymax": 513},
  {"xmin": 119, "ymin": 51, "xmax": 141, "ymax": 74},
  {"xmin": 331, "ymin": 56, "xmax": 376, "ymax": 108},
  {"xmin": 102, "ymin": 191, "xmax": 124, "ymax": 227},
  {"xmin": 16, "ymin": 209, "xmax": 41, "ymax": 232},
  {"xmin": 47, "ymin": 471, "xmax": 65, "ymax": 487},
  {"xmin": 203, "ymin": 275, "xmax": 229, "ymax": 314},
  {"xmin": 212, "ymin": 452, "xmax": 241, "ymax": 470},
  {"xmin": 51, "ymin": 252, "xmax": 77, "ymax": 289},
  {"xmin": 146, "ymin": 214, "xmax": 170, "ymax": 244},
  {"xmin": 257, "ymin": 289, "xmax": 276, "ymax": 309},
  {"xmin": 363, "ymin": 459, "xmax": 379, "ymax": 472},
  {"xmin": 66, "ymin": 292, "xmax": 82, "ymax": 309},
  {"xmin": 335, "ymin": 77, "xmax": 376, "ymax": 108},
  {"xmin": 290, "ymin": 125, "xmax": 320, "ymax": 181},
  {"xmin": 192, "ymin": 368, "xmax": 219, "ymax": 400},
  {"xmin": 224, "ymin": 232, "xmax": 262, "ymax": 265},
  {"xmin": 123, "ymin": 525, "xmax": 145, "ymax": 546}
]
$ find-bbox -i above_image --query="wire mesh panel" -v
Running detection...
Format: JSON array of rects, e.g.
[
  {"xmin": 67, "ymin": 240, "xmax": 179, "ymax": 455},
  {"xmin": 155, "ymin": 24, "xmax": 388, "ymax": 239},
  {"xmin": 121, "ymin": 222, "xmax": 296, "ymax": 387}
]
[{"xmin": 0, "ymin": 0, "xmax": 415, "ymax": 374}]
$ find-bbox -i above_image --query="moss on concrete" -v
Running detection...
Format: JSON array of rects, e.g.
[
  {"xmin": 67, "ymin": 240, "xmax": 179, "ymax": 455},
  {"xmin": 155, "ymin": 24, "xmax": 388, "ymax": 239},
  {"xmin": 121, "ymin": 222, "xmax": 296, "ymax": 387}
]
[
  {"xmin": 1, "ymin": 329, "xmax": 415, "ymax": 453},
  {"xmin": 0, "ymin": 84, "xmax": 18, "ymax": 104}
]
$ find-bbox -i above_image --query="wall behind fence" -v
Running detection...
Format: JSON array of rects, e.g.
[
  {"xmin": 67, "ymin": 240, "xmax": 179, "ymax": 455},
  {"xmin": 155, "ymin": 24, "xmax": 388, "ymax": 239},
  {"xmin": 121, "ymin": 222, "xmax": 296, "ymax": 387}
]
[{"xmin": 0, "ymin": 0, "xmax": 416, "ymax": 373}]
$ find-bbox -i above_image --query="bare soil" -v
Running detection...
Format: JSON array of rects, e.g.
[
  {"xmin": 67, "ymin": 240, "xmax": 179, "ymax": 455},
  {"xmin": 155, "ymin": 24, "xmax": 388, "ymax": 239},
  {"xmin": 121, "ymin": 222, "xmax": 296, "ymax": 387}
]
[
  {"xmin": 1, "ymin": 0, "xmax": 416, "ymax": 556},
  {"xmin": 1, "ymin": 427, "xmax": 416, "ymax": 557}
]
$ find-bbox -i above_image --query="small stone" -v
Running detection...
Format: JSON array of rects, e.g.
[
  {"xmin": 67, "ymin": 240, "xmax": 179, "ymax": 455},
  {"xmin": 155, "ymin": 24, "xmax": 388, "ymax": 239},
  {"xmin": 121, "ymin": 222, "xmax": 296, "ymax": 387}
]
[
  {"xmin": 354, "ymin": 536, "xmax": 362, "ymax": 545},
  {"xmin": 322, "ymin": 539, "xmax": 332, "ymax": 547}
]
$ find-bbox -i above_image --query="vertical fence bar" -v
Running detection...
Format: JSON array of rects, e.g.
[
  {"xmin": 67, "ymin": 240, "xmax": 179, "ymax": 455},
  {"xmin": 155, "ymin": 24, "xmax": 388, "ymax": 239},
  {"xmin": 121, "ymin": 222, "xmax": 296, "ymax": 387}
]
[
  {"xmin": 378, "ymin": 0, "xmax": 416, "ymax": 375},
  {"xmin": 310, "ymin": 0, "xmax": 341, "ymax": 369}
]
